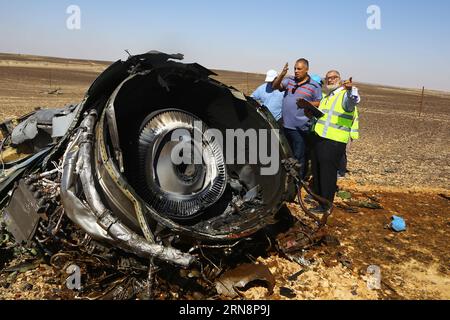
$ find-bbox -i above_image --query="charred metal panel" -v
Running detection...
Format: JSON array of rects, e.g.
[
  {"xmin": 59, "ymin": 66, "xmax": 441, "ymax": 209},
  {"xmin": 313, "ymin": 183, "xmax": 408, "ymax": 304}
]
[{"xmin": 3, "ymin": 179, "xmax": 44, "ymax": 244}]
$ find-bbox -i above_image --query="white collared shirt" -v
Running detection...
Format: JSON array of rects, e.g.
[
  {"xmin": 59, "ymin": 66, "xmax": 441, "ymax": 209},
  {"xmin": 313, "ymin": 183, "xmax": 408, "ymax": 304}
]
[{"xmin": 327, "ymin": 86, "xmax": 361, "ymax": 112}]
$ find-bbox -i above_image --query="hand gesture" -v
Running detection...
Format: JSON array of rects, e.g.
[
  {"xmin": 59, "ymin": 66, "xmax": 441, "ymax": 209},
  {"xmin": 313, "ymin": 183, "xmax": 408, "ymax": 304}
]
[
  {"xmin": 280, "ymin": 63, "xmax": 289, "ymax": 77},
  {"xmin": 343, "ymin": 77, "xmax": 353, "ymax": 91}
]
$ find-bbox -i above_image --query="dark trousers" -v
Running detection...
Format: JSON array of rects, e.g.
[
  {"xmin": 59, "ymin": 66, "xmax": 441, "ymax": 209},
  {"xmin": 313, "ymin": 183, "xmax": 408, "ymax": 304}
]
[
  {"xmin": 311, "ymin": 135, "xmax": 347, "ymax": 205},
  {"xmin": 338, "ymin": 149, "xmax": 347, "ymax": 176},
  {"xmin": 284, "ymin": 128, "xmax": 310, "ymax": 180}
]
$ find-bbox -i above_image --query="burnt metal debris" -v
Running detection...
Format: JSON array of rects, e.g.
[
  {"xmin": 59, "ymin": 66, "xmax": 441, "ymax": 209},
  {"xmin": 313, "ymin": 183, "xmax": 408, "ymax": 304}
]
[
  {"xmin": 215, "ymin": 263, "xmax": 275, "ymax": 298},
  {"xmin": 0, "ymin": 51, "xmax": 333, "ymax": 299}
]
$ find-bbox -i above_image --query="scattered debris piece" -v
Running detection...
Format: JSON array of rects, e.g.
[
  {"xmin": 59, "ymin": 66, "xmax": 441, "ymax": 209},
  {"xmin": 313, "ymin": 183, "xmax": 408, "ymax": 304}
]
[
  {"xmin": 42, "ymin": 88, "xmax": 63, "ymax": 95},
  {"xmin": 338, "ymin": 252, "xmax": 353, "ymax": 270},
  {"xmin": 347, "ymin": 199, "xmax": 383, "ymax": 210},
  {"xmin": 215, "ymin": 263, "xmax": 275, "ymax": 298},
  {"xmin": 337, "ymin": 204, "xmax": 360, "ymax": 214},
  {"xmin": 287, "ymin": 269, "xmax": 306, "ymax": 282},
  {"xmin": 337, "ymin": 191, "xmax": 352, "ymax": 200},
  {"xmin": 390, "ymin": 215, "xmax": 407, "ymax": 232},
  {"xmin": 2, "ymin": 259, "xmax": 43, "ymax": 273},
  {"xmin": 320, "ymin": 235, "xmax": 341, "ymax": 247},
  {"xmin": 287, "ymin": 255, "xmax": 314, "ymax": 268},
  {"xmin": 322, "ymin": 256, "xmax": 339, "ymax": 268},
  {"xmin": 279, "ymin": 286, "xmax": 296, "ymax": 299},
  {"xmin": 276, "ymin": 222, "xmax": 323, "ymax": 254}
]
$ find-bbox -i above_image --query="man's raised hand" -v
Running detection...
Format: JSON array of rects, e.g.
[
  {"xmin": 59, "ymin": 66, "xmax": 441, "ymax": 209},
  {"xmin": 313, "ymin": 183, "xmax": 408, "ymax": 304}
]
[
  {"xmin": 281, "ymin": 63, "xmax": 289, "ymax": 77},
  {"xmin": 343, "ymin": 77, "xmax": 353, "ymax": 90}
]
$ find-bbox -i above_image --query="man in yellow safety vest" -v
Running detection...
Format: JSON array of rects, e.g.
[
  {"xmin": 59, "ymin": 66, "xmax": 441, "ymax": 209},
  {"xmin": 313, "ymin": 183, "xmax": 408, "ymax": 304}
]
[{"xmin": 310, "ymin": 70, "xmax": 361, "ymax": 212}]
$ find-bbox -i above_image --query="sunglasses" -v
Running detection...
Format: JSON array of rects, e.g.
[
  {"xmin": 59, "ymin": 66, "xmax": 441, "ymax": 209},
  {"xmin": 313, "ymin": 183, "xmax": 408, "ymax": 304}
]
[{"xmin": 291, "ymin": 85, "xmax": 300, "ymax": 94}]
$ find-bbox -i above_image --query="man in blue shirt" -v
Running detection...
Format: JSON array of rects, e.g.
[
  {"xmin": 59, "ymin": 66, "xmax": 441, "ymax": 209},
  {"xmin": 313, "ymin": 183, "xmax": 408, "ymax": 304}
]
[
  {"xmin": 251, "ymin": 70, "xmax": 284, "ymax": 127},
  {"xmin": 272, "ymin": 59, "xmax": 322, "ymax": 179}
]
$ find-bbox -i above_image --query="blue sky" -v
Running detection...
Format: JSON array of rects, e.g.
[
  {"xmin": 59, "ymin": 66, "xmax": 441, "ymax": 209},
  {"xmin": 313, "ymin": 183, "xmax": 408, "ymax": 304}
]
[{"xmin": 1, "ymin": 0, "xmax": 450, "ymax": 91}]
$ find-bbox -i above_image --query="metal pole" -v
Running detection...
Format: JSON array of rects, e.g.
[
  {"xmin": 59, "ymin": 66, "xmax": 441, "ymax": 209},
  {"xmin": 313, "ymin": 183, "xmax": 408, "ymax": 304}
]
[{"xmin": 419, "ymin": 86, "xmax": 425, "ymax": 116}]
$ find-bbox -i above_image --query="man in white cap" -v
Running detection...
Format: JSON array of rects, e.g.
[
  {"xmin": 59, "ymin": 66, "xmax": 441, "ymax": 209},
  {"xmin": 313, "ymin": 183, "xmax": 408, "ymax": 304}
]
[{"xmin": 251, "ymin": 70, "xmax": 284, "ymax": 127}]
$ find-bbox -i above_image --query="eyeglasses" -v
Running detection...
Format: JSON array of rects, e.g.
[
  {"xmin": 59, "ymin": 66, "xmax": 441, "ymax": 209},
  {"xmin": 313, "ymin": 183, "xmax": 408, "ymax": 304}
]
[
  {"xmin": 326, "ymin": 76, "xmax": 340, "ymax": 81},
  {"xmin": 291, "ymin": 85, "xmax": 300, "ymax": 94}
]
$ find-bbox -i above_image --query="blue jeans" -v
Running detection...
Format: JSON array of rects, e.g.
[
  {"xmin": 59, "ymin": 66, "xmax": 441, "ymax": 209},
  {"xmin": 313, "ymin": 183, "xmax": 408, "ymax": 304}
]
[{"xmin": 284, "ymin": 128, "xmax": 310, "ymax": 180}]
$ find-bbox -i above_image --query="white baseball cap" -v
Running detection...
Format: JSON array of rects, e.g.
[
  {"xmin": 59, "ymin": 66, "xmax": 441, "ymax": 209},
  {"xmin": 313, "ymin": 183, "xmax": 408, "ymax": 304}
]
[{"xmin": 265, "ymin": 69, "xmax": 278, "ymax": 82}]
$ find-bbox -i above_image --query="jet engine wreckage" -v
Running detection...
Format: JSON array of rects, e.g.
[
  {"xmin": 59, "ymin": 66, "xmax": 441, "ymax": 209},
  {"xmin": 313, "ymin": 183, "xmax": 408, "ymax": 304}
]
[{"xmin": 0, "ymin": 51, "xmax": 333, "ymax": 299}]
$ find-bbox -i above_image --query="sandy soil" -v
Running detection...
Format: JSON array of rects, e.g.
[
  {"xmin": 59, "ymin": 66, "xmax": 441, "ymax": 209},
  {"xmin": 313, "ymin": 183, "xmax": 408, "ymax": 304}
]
[{"xmin": 0, "ymin": 54, "xmax": 448, "ymax": 300}]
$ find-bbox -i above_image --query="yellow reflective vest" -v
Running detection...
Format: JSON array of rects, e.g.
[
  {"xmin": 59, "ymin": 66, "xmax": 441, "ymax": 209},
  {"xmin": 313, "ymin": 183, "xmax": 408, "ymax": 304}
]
[
  {"xmin": 315, "ymin": 89, "xmax": 359, "ymax": 144},
  {"xmin": 350, "ymin": 107, "xmax": 359, "ymax": 140}
]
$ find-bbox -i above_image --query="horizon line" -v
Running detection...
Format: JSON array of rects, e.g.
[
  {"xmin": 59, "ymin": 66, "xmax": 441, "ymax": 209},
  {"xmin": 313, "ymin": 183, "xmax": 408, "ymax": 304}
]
[{"xmin": 1, "ymin": 51, "xmax": 449, "ymax": 95}]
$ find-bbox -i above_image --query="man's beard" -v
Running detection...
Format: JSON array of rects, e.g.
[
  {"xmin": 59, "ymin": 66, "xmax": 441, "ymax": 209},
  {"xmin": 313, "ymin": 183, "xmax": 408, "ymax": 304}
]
[{"xmin": 323, "ymin": 83, "xmax": 340, "ymax": 95}]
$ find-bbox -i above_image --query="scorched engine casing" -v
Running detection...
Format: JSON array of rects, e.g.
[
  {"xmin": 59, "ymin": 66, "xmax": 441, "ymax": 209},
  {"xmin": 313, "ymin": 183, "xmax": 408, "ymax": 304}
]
[{"xmin": 0, "ymin": 51, "xmax": 296, "ymax": 267}]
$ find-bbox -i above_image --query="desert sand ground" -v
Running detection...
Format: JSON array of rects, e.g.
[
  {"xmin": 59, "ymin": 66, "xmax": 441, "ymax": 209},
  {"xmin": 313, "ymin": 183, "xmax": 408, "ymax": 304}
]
[{"xmin": 0, "ymin": 53, "xmax": 449, "ymax": 300}]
